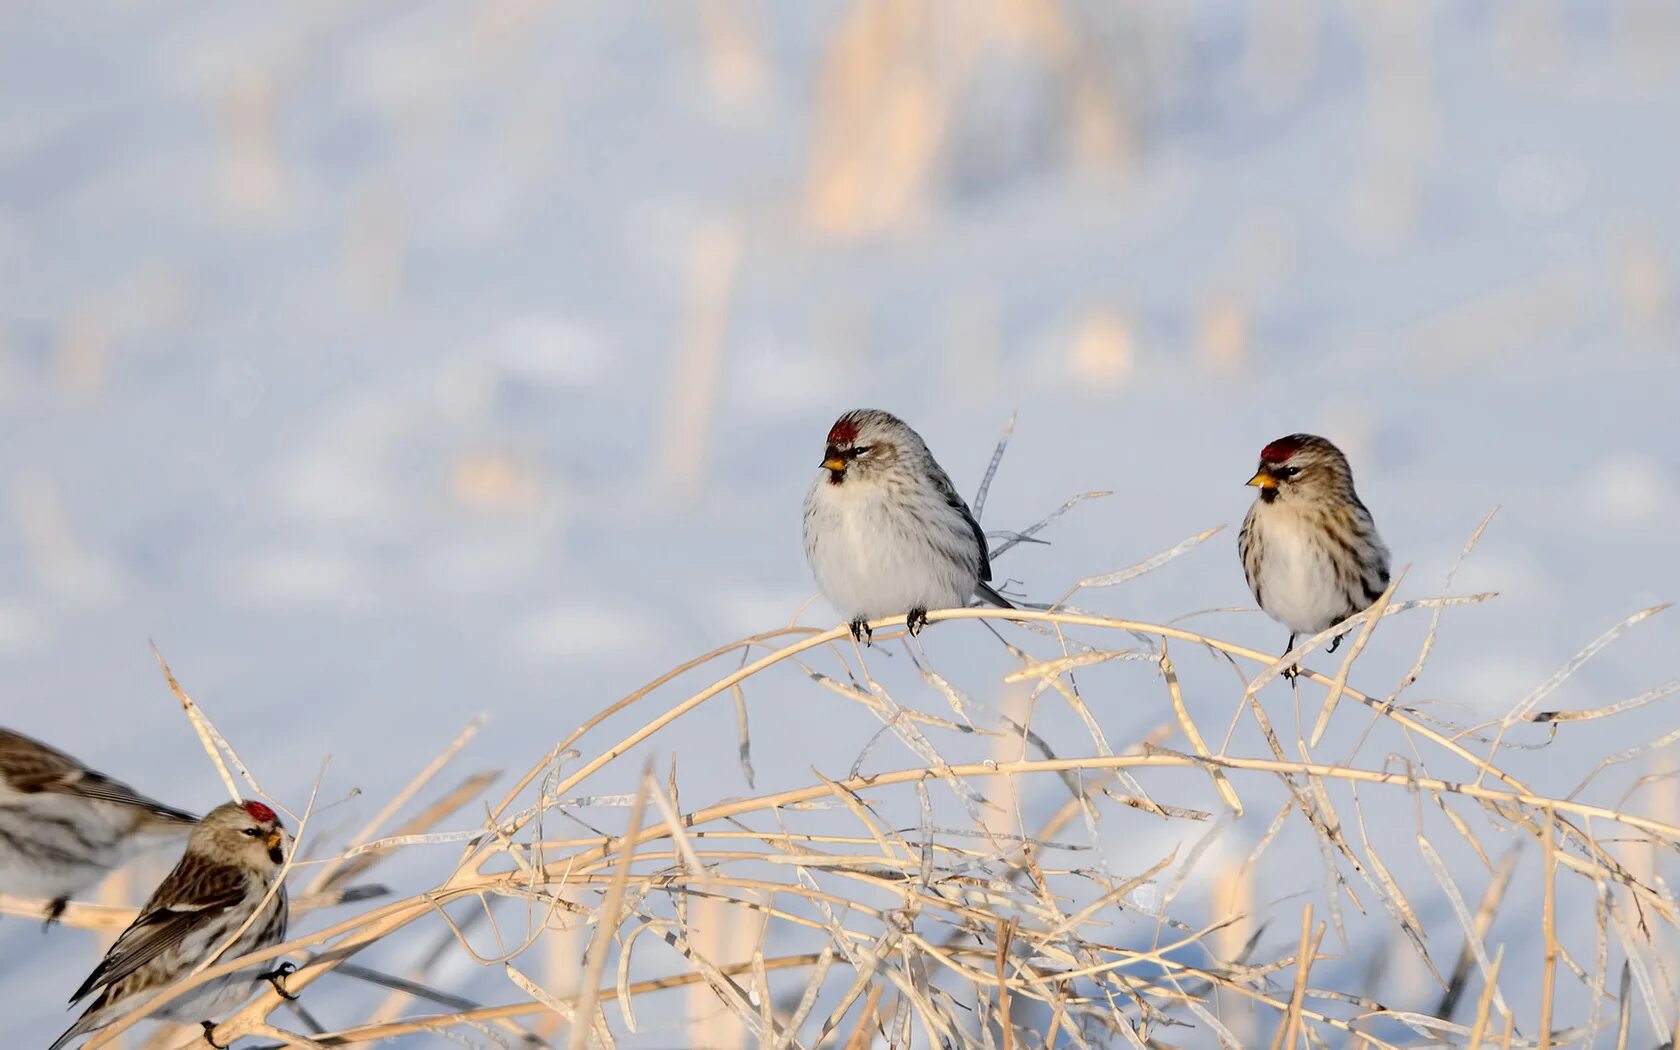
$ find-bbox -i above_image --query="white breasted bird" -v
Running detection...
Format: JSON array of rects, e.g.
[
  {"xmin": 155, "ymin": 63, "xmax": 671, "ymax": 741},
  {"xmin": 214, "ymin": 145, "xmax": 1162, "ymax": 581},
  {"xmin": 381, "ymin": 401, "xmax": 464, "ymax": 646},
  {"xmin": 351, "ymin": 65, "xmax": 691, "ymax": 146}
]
[
  {"xmin": 1238, "ymin": 433, "xmax": 1391, "ymax": 676},
  {"xmin": 803, "ymin": 409, "xmax": 1013, "ymax": 641}
]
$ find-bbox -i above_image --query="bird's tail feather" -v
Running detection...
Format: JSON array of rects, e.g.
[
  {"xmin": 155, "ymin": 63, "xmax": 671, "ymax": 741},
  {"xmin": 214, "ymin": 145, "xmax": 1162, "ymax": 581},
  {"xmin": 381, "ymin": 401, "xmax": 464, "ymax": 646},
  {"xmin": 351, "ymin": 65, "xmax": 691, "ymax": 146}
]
[
  {"xmin": 975, "ymin": 583, "xmax": 1015, "ymax": 610},
  {"xmin": 48, "ymin": 1018, "xmax": 87, "ymax": 1050}
]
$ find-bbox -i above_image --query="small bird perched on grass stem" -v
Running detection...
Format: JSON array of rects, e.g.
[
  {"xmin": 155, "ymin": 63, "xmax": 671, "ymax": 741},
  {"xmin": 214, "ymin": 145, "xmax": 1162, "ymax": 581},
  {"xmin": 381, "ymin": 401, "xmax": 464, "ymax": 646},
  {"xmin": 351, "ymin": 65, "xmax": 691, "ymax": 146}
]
[
  {"xmin": 0, "ymin": 728, "xmax": 197, "ymax": 924},
  {"xmin": 1237, "ymin": 434, "xmax": 1391, "ymax": 678},
  {"xmin": 803, "ymin": 409, "xmax": 1013, "ymax": 642},
  {"xmin": 49, "ymin": 800, "xmax": 292, "ymax": 1050}
]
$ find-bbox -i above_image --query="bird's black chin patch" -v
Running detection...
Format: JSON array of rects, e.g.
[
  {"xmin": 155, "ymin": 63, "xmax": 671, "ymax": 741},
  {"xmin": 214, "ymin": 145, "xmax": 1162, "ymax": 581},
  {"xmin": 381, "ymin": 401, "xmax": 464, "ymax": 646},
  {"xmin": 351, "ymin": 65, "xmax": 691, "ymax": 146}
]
[
  {"xmin": 827, "ymin": 469, "xmax": 846, "ymax": 485},
  {"xmin": 1260, "ymin": 487, "xmax": 1279, "ymax": 504},
  {"xmin": 269, "ymin": 846, "xmax": 285, "ymax": 865}
]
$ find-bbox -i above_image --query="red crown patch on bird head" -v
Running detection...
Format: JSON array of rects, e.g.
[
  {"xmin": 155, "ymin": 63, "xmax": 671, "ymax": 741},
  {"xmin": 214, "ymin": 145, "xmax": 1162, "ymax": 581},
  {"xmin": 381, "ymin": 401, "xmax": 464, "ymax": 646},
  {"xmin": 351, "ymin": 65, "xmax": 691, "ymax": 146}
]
[
  {"xmin": 242, "ymin": 800, "xmax": 278, "ymax": 823},
  {"xmin": 827, "ymin": 418, "xmax": 859, "ymax": 445},
  {"xmin": 1260, "ymin": 435, "xmax": 1307, "ymax": 463}
]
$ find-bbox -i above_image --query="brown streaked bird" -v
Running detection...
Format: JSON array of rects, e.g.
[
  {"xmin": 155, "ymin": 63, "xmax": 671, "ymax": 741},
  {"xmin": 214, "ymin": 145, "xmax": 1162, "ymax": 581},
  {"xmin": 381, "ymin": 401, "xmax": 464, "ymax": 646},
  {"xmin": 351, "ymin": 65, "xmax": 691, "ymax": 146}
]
[
  {"xmin": 0, "ymin": 727, "xmax": 197, "ymax": 922},
  {"xmin": 49, "ymin": 800, "xmax": 291, "ymax": 1050},
  {"xmin": 1237, "ymin": 434, "xmax": 1391, "ymax": 677}
]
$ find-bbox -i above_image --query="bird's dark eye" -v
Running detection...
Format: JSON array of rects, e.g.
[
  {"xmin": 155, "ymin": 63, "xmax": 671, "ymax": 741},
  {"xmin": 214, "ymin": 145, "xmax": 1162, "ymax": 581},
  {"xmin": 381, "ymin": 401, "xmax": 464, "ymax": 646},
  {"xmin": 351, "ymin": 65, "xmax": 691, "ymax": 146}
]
[
  {"xmin": 1278, "ymin": 466, "xmax": 1300, "ymax": 478},
  {"xmin": 243, "ymin": 827, "xmax": 262, "ymax": 837},
  {"xmin": 849, "ymin": 445, "xmax": 871, "ymax": 457}
]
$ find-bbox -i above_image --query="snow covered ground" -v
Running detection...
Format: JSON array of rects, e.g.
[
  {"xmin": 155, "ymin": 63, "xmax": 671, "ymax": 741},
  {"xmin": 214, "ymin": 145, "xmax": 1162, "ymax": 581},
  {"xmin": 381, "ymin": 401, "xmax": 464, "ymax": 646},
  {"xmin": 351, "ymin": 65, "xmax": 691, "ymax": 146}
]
[{"xmin": 2, "ymin": 2, "xmax": 1678, "ymax": 1045}]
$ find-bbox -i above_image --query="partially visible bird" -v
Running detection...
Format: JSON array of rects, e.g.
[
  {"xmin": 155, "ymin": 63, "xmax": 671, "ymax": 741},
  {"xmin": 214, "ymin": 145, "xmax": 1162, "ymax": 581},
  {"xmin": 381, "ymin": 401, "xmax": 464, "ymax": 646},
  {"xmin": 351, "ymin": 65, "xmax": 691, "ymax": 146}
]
[
  {"xmin": 1237, "ymin": 434, "xmax": 1391, "ymax": 677},
  {"xmin": 49, "ymin": 800, "xmax": 291, "ymax": 1050},
  {"xmin": 0, "ymin": 728, "xmax": 198, "ymax": 922},
  {"xmin": 803, "ymin": 409, "xmax": 1013, "ymax": 641}
]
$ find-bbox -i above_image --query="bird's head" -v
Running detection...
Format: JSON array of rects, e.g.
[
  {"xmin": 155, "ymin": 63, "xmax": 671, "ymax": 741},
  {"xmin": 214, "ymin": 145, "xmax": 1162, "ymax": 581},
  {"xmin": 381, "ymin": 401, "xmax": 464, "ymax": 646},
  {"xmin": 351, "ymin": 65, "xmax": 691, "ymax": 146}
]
[
  {"xmin": 1246, "ymin": 434, "xmax": 1353, "ymax": 504},
  {"xmin": 819, "ymin": 409, "xmax": 918, "ymax": 486},
  {"xmin": 192, "ymin": 799, "xmax": 287, "ymax": 872}
]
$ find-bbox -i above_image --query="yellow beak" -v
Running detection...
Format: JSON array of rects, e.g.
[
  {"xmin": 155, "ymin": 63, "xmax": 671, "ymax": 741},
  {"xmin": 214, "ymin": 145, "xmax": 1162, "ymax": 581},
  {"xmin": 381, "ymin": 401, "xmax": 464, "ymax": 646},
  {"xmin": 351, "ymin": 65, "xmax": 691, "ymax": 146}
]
[
  {"xmin": 1247, "ymin": 469, "xmax": 1277, "ymax": 489},
  {"xmin": 822, "ymin": 456, "xmax": 847, "ymax": 472},
  {"xmin": 266, "ymin": 831, "xmax": 283, "ymax": 851}
]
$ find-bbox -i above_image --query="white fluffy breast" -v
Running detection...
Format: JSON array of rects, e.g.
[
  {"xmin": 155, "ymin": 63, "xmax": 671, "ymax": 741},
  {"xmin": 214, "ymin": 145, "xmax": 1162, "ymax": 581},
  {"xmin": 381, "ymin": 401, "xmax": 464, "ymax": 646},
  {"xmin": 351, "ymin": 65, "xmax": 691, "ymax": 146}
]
[
  {"xmin": 803, "ymin": 472, "xmax": 979, "ymax": 622},
  {"xmin": 1245, "ymin": 503, "xmax": 1351, "ymax": 636}
]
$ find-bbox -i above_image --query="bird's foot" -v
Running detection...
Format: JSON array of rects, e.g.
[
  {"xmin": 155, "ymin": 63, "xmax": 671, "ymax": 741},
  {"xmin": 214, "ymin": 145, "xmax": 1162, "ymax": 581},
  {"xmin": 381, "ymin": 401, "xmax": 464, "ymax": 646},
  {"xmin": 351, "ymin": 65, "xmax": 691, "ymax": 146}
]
[
  {"xmin": 905, "ymin": 608, "xmax": 929, "ymax": 636},
  {"xmin": 201, "ymin": 1021, "xmax": 228, "ymax": 1049},
  {"xmin": 42, "ymin": 896, "xmax": 68, "ymax": 928},
  {"xmin": 1326, "ymin": 634, "xmax": 1343, "ymax": 655},
  {"xmin": 261, "ymin": 961, "xmax": 299, "ymax": 1000},
  {"xmin": 1279, "ymin": 634, "xmax": 1301, "ymax": 680},
  {"xmin": 848, "ymin": 617, "xmax": 872, "ymax": 644}
]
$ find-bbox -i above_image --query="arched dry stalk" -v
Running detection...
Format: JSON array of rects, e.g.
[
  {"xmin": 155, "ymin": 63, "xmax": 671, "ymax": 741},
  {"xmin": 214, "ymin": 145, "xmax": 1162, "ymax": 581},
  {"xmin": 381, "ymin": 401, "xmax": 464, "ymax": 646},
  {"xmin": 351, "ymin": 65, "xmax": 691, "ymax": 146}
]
[{"xmin": 44, "ymin": 571, "xmax": 1677, "ymax": 1050}]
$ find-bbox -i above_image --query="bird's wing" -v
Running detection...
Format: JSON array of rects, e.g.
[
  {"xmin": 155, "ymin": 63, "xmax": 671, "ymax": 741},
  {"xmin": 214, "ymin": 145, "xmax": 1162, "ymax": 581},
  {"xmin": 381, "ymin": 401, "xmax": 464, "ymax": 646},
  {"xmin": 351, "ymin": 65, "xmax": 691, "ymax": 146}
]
[
  {"xmin": 0, "ymin": 729, "xmax": 90, "ymax": 793},
  {"xmin": 69, "ymin": 855, "xmax": 248, "ymax": 1003},
  {"xmin": 0, "ymin": 730, "xmax": 196, "ymax": 823},
  {"xmin": 926, "ymin": 464, "xmax": 995, "ymax": 584},
  {"xmin": 959, "ymin": 498, "xmax": 993, "ymax": 583},
  {"xmin": 1237, "ymin": 502, "xmax": 1269, "ymax": 608},
  {"xmin": 1348, "ymin": 495, "xmax": 1392, "ymax": 602},
  {"xmin": 67, "ymin": 768, "xmax": 198, "ymax": 824}
]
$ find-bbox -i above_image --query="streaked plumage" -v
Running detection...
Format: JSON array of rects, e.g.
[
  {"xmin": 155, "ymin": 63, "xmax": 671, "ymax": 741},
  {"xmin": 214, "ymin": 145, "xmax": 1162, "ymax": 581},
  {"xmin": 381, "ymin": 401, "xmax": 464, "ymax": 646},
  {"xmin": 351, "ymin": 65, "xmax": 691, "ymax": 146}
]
[
  {"xmin": 50, "ymin": 800, "xmax": 290, "ymax": 1050},
  {"xmin": 803, "ymin": 409, "xmax": 1013, "ymax": 640},
  {"xmin": 1238, "ymin": 434, "xmax": 1390, "ymax": 674},
  {"xmin": 0, "ymin": 728, "xmax": 197, "ymax": 919}
]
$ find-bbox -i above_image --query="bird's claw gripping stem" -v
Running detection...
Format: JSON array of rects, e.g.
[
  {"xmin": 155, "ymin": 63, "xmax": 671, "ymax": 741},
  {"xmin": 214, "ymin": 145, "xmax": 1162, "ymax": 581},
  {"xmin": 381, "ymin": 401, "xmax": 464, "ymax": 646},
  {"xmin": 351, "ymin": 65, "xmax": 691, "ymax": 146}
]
[{"xmin": 262, "ymin": 960, "xmax": 299, "ymax": 1000}]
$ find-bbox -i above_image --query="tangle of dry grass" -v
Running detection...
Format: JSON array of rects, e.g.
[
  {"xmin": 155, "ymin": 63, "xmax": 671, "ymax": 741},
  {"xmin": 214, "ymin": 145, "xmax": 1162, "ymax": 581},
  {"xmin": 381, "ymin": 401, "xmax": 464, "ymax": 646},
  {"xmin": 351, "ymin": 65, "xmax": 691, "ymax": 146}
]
[{"xmin": 18, "ymin": 526, "xmax": 1678, "ymax": 1049}]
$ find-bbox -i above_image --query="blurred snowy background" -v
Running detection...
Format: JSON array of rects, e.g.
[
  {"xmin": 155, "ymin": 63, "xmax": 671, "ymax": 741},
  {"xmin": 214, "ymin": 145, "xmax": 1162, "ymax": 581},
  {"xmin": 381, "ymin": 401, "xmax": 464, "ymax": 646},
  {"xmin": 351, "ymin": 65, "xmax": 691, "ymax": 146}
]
[{"xmin": 3, "ymin": 1, "xmax": 1679, "ymax": 1046}]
